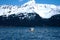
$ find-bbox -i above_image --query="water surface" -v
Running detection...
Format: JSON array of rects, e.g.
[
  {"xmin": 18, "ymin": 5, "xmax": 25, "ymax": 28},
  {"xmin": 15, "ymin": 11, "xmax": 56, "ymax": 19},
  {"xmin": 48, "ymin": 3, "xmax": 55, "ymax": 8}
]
[{"xmin": 0, "ymin": 26, "xmax": 60, "ymax": 40}]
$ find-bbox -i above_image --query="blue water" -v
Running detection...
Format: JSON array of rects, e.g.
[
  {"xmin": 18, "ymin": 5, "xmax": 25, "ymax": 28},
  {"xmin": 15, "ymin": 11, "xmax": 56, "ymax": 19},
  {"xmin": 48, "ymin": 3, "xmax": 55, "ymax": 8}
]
[{"xmin": 0, "ymin": 26, "xmax": 60, "ymax": 40}]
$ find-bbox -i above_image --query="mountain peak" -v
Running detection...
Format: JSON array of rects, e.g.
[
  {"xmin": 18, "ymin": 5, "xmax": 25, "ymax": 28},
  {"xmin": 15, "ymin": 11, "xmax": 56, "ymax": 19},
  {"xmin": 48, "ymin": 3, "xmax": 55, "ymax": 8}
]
[
  {"xmin": 20, "ymin": 0, "xmax": 60, "ymax": 18},
  {"xmin": 0, "ymin": 0, "xmax": 60, "ymax": 19}
]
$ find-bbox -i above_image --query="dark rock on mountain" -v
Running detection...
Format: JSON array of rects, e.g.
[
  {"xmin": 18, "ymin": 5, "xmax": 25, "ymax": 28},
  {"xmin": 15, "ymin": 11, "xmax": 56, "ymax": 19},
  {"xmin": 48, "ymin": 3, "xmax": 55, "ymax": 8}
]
[
  {"xmin": 48, "ymin": 14, "xmax": 60, "ymax": 26},
  {"xmin": 0, "ymin": 13, "xmax": 60, "ymax": 27}
]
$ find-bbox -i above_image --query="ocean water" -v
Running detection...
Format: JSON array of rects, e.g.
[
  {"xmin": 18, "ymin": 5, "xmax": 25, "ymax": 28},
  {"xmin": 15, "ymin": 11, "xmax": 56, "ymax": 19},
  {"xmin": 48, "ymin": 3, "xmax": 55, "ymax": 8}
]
[{"xmin": 0, "ymin": 26, "xmax": 60, "ymax": 40}]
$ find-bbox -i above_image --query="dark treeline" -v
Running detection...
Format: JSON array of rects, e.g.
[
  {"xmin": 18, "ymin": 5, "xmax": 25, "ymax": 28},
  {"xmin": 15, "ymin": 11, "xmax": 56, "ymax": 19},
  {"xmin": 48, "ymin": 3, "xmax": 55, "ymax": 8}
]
[{"xmin": 0, "ymin": 13, "xmax": 60, "ymax": 27}]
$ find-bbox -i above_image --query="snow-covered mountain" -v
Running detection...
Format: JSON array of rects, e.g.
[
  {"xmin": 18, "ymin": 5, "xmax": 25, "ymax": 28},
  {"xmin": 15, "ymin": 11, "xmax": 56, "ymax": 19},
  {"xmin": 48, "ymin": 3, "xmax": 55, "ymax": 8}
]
[{"xmin": 0, "ymin": 0, "xmax": 60, "ymax": 19}]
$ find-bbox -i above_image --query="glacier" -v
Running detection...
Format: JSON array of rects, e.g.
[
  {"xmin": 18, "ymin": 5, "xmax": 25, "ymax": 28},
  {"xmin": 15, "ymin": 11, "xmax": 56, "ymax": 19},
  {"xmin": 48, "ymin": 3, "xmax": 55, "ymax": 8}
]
[{"xmin": 0, "ymin": 0, "xmax": 60, "ymax": 19}]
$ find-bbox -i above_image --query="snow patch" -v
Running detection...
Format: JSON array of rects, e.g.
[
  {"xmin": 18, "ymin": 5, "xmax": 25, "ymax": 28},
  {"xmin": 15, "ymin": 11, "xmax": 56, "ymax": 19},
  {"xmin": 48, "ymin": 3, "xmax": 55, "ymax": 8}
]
[{"xmin": 0, "ymin": 0, "xmax": 60, "ymax": 19}]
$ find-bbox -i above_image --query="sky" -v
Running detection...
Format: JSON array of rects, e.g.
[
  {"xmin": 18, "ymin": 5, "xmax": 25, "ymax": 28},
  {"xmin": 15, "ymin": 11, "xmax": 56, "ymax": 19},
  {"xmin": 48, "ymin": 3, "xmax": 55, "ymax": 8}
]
[{"xmin": 0, "ymin": 0, "xmax": 60, "ymax": 6}]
